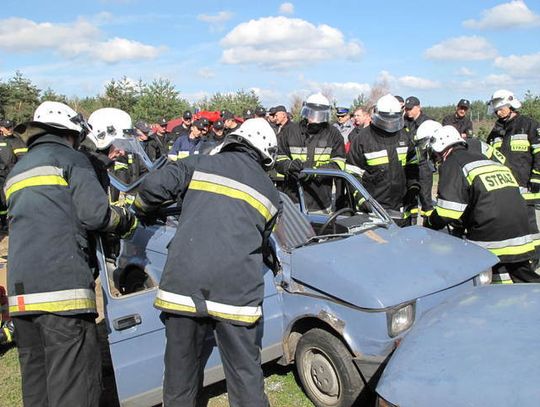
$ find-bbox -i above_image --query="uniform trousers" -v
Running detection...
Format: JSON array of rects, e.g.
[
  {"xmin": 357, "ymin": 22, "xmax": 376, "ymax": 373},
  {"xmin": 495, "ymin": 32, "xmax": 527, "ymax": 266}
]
[
  {"xmin": 12, "ymin": 313, "xmax": 101, "ymax": 407},
  {"xmin": 162, "ymin": 312, "xmax": 269, "ymax": 407}
]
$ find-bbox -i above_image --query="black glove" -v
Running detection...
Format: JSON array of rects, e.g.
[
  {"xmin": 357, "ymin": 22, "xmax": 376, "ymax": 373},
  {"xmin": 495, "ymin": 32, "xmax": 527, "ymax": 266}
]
[
  {"xmin": 286, "ymin": 159, "xmax": 305, "ymax": 181},
  {"xmin": 403, "ymin": 185, "xmax": 420, "ymax": 207},
  {"xmin": 110, "ymin": 205, "xmax": 138, "ymax": 238},
  {"xmin": 530, "ymin": 183, "xmax": 540, "ymax": 194},
  {"xmin": 362, "ymin": 168, "xmax": 386, "ymax": 185}
]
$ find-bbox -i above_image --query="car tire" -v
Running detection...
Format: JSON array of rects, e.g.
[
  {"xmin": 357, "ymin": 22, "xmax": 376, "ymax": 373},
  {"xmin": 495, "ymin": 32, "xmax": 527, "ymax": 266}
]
[{"xmin": 295, "ymin": 328, "xmax": 364, "ymax": 407}]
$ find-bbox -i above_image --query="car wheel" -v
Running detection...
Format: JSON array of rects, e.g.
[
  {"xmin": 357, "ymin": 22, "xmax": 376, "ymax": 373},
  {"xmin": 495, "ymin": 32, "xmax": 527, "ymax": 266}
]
[{"xmin": 295, "ymin": 328, "xmax": 364, "ymax": 407}]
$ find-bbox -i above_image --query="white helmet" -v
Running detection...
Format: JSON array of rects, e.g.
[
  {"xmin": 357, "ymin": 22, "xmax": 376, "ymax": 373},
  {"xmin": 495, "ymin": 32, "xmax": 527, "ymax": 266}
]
[
  {"xmin": 430, "ymin": 125, "xmax": 465, "ymax": 153},
  {"xmin": 487, "ymin": 89, "xmax": 521, "ymax": 115},
  {"xmin": 33, "ymin": 101, "xmax": 83, "ymax": 133},
  {"xmin": 87, "ymin": 108, "xmax": 133, "ymax": 150},
  {"xmin": 300, "ymin": 93, "xmax": 331, "ymax": 123},
  {"xmin": 371, "ymin": 94, "xmax": 404, "ymax": 133},
  {"xmin": 229, "ymin": 118, "xmax": 278, "ymax": 169},
  {"xmin": 415, "ymin": 120, "xmax": 443, "ymax": 149}
]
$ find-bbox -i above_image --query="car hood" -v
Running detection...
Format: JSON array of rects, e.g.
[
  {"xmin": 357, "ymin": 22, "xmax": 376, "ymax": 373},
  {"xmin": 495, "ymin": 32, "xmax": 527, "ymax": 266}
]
[
  {"xmin": 290, "ymin": 225, "xmax": 497, "ymax": 309},
  {"xmin": 377, "ymin": 285, "xmax": 540, "ymax": 407}
]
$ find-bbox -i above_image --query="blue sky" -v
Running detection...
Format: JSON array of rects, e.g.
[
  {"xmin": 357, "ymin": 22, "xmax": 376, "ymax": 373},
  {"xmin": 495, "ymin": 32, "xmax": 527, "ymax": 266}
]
[{"xmin": 1, "ymin": 0, "xmax": 539, "ymax": 108}]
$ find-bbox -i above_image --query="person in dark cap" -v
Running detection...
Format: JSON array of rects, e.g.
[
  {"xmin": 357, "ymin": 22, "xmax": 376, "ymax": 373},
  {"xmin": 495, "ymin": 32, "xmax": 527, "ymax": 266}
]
[
  {"xmin": 243, "ymin": 108, "xmax": 254, "ymax": 120},
  {"xmin": 168, "ymin": 119, "xmax": 205, "ymax": 161},
  {"xmin": 0, "ymin": 119, "xmax": 28, "ymax": 160},
  {"xmin": 254, "ymin": 106, "xmax": 266, "ymax": 118},
  {"xmin": 222, "ymin": 111, "xmax": 240, "ymax": 136},
  {"xmin": 267, "ymin": 107, "xmax": 279, "ymax": 133},
  {"xmin": 199, "ymin": 117, "xmax": 210, "ymax": 136},
  {"xmin": 198, "ymin": 119, "xmax": 227, "ymax": 155},
  {"xmin": 273, "ymin": 105, "xmax": 291, "ymax": 134},
  {"xmin": 333, "ymin": 107, "xmax": 354, "ymax": 143},
  {"xmin": 442, "ymin": 99, "xmax": 473, "ymax": 137},
  {"xmin": 135, "ymin": 120, "xmax": 165, "ymax": 164},
  {"xmin": 403, "ymin": 96, "xmax": 434, "ymax": 223}
]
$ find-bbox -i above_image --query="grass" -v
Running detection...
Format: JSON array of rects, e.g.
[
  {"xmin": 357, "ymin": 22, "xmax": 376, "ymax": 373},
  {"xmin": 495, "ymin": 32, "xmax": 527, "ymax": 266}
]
[
  {"xmin": 0, "ymin": 344, "xmax": 313, "ymax": 407},
  {"xmin": 0, "ymin": 345, "xmax": 22, "ymax": 407}
]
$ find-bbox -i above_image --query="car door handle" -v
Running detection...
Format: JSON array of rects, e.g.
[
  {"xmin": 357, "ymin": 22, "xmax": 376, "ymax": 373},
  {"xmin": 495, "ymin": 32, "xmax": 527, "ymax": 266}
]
[{"xmin": 113, "ymin": 314, "xmax": 142, "ymax": 331}]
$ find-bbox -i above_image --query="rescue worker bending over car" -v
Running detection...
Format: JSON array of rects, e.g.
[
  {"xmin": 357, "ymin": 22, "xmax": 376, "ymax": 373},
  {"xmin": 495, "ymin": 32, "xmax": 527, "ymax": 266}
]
[
  {"xmin": 133, "ymin": 118, "xmax": 281, "ymax": 407},
  {"xmin": 5, "ymin": 101, "xmax": 136, "ymax": 406},
  {"xmin": 425, "ymin": 125, "xmax": 540, "ymax": 284}
]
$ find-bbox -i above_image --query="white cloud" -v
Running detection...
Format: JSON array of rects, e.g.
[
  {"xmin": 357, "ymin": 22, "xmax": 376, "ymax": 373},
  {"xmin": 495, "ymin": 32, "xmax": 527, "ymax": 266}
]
[
  {"xmin": 424, "ymin": 36, "xmax": 497, "ymax": 60},
  {"xmin": 197, "ymin": 67, "xmax": 215, "ymax": 79},
  {"xmin": 220, "ymin": 16, "xmax": 363, "ymax": 68},
  {"xmin": 397, "ymin": 76, "xmax": 441, "ymax": 90},
  {"xmin": 197, "ymin": 11, "xmax": 233, "ymax": 24},
  {"xmin": 457, "ymin": 67, "xmax": 475, "ymax": 76},
  {"xmin": 0, "ymin": 17, "xmax": 163, "ymax": 63},
  {"xmin": 279, "ymin": 3, "xmax": 295, "ymax": 15},
  {"xmin": 494, "ymin": 52, "xmax": 540, "ymax": 78},
  {"xmin": 315, "ymin": 81, "xmax": 371, "ymax": 102},
  {"xmin": 463, "ymin": 1, "xmax": 540, "ymax": 30}
]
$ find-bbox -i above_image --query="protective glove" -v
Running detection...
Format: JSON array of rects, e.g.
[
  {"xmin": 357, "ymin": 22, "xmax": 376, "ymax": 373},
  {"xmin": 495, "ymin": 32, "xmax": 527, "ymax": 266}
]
[
  {"xmin": 362, "ymin": 168, "xmax": 386, "ymax": 185},
  {"xmin": 286, "ymin": 159, "xmax": 305, "ymax": 181},
  {"xmin": 529, "ymin": 182, "xmax": 540, "ymax": 194},
  {"xmin": 403, "ymin": 185, "xmax": 420, "ymax": 207},
  {"xmin": 110, "ymin": 205, "xmax": 138, "ymax": 239}
]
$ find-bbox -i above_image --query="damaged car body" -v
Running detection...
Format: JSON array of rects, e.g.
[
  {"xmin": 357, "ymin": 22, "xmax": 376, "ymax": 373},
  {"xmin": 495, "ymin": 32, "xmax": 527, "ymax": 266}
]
[{"xmin": 98, "ymin": 166, "xmax": 498, "ymax": 407}]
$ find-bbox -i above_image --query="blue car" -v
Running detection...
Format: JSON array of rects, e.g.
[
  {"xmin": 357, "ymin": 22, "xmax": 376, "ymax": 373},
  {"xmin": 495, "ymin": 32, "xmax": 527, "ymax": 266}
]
[
  {"xmin": 376, "ymin": 284, "xmax": 540, "ymax": 407},
  {"xmin": 101, "ymin": 168, "xmax": 497, "ymax": 407}
]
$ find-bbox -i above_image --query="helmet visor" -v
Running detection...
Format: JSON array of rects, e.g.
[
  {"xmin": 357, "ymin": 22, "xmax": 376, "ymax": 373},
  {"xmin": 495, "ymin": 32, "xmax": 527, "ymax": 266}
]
[
  {"xmin": 300, "ymin": 104, "xmax": 330, "ymax": 124},
  {"xmin": 371, "ymin": 112, "xmax": 404, "ymax": 133}
]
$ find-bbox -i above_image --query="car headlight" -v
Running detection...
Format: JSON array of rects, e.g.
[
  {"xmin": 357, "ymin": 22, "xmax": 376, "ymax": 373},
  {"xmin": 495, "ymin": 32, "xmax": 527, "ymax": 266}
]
[
  {"xmin": 474, "ymin": 269, "xmax": 492, "ymax": 286},
  {"xmin": 376, "ymin": 395, "xmax": 399, "ymax": 407},
  {"xmin": 386, "ymin": 302, "xmax": 415, "ymax": 338}
]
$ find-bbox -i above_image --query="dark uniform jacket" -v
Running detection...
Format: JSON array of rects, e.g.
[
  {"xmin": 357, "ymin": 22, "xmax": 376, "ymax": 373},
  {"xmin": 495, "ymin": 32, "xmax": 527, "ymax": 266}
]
[
  {"xmin": 486, "ymin": 113, "xmax": 540, "ymax": 192},
  {"xmin": 5, "ymin": 134, "xmax": 123, "ymax": 316},
  {"xmin": 427, "ymin": 145, "xmax": 534, "ymax": 264},
  {"xmin": 134, "ymin": 146, "xmax": 281, "ymax": 326},
  {"xmin": 141, "ymin": 134, "xmax": 166, "ymax": 163},
  {"xmin": 0, "ymin": 137, "xmax": 17, "ymax": 212},
  {"xmin": 4, "ymin": 134, "xmax": 28, "ymax": 159},
  {"xmin": 275, "ymin": 120, "xmax": 345, "ymax": 210},
  {"xmin": 405, "ymin": 112, "xmax": 434, "ymax": 214},
  {"xmin": 347, "ymin": 124, "xmax": 418, "ymax": 213},
  {"xmin": 168, "ymin": 135, "xmax": 202, "ymax": 161},
  {"xmin": 442, "ymin": 113, "xmax": 473, "ymax": 136}
]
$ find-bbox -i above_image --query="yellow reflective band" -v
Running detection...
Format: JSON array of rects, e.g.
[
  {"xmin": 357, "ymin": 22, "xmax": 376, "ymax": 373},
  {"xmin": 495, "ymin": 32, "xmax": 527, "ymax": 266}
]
[
  {"xmin": 331, "ymin": 158, "xmax": 346, "ymax": 170},
  {"xmin": 533, "ymin": 148, "xmax": 540, "ymax": 154},
  {"xmin": 532, "ymin": 169, "xmax": 540, "ymax": 175},
  {"xmin": 0, "ymin": 210, "xmax": 6, "ymax": 215},
  {"xmin": 397, "ymin": 153, "xmax": 407, "ymax": 166},
  {"xmin": 168, "ymin": 154, "xmax": 178, "ymax": 161},
  {"xmin": 189, "ymin": 174, "xmax": 277, "ymax": 222},
  {"xmin": 5, "ymin": 175, "xmax": 67, "ymax": 201},
  {"xmin": 13, "ymin": 148, "xmax": 28, "ymax": 155},
  {"xmin": 290, "ymin": 154, "xmax": 307, "ymax": 161},
  {"xmin": 9, "ymin": 298, "xmax": 96, "ymax": 314},
  {"xmin": 492, "ymin": 279, "xmax": 514, "ymax": 285},
  {"xmin": 207, "ymin": 310, "xmax": 260, "ymax": 324},
  {"xmin": 435, "ymin": 206, "xmax": 463, "ymax": 220},
  {"xmin": 421, "ymin": 209, "xmax": 433, "ymax": 216},
  {"xmin": 366, "ymin": 156, "xmax": 389, "ymax": 166},
  {"xmin": 190, "ymin": 180, "xmax": 273, "ymax": 221},
  {"xmin": 493, "ymin": 142, "xmax": 502, "ymax": 149},
  {"xmin": 0, "ymin": 142, "xmax": 7, "ymax": 146},
  {"xmin": 465, "ymin": 164, "xmax": 509, "ymax": 185},
  {"xmin": 523, "ymin": 192, "xmax": 540, "ymax": 201},
  {"xmin": 2, "ymin": 326, "xmax": 13, "ymax": 343},
  {"xmin": 113, "ymin": 162, "xmax": 129, "ymax": 170},
  {"xmin": 510, "ymin": 139, "xmax": 529, "ymax": 152},
  {"xmin": 154, "ymin": 298, "xmax": 197, "ymax": 314},
  {"xmin": 489, "ymin": 241, "xmax": 535, "ymax": 256}
]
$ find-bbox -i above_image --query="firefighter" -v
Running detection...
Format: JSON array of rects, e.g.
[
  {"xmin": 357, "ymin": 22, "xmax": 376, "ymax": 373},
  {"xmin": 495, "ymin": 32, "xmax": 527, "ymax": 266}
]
[
  {"xmin": 133, "ymin": 118, "xmax": 281, "ymax": 407},
  {"xmin": 83, "ymin": 107, "xmax": 132, "ymax": 192},
  {"xmin": 275, "ymin": 93, "xmax": 345, "ymax": 211},
  {"xmin": 347, "ymin": 94, "xmax": 419, "ymax": 226},
  {"xmin": 0, "ymin": 119, "xmax": 28, "ymax": 159},
  {"xmin": 0, "ymin": 133, "xmax": 17, "ymax": 230},
  {"xmin": 426, "ymin": 125, "xmax": 539, "ymax": 283},
  {"xmin": 486, "ymin": 89, "xmax": 540, "ymax": 253},
  {"xmin": 5, "ymin": 101, "xmax": 136, "ymax": 406},
  {"xmin": 404, "ymin": 96, "xmax": 434, "ymax": 220}
]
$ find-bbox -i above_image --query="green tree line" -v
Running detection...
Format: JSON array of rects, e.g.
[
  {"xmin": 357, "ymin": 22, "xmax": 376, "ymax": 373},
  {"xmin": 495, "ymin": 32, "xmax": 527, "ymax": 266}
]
[{"xmin": 1, "ymin": 72, "xmax": 540, "ymax": 133}]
